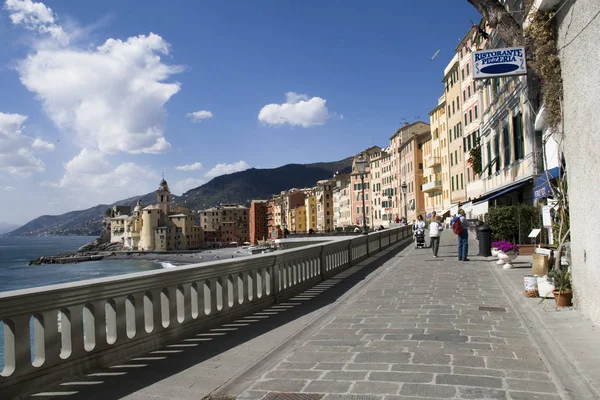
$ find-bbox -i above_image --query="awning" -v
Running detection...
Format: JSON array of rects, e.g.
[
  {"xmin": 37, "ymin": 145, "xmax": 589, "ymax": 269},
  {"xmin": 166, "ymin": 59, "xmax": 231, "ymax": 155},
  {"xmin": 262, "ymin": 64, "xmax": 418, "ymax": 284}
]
[
  {"xmin": 473, "ymin": 179, "xmax": 532, "ymax": 205},
  {"xmin": 534, "ymin": 167, "xmax": 560, "ymax": 200}
]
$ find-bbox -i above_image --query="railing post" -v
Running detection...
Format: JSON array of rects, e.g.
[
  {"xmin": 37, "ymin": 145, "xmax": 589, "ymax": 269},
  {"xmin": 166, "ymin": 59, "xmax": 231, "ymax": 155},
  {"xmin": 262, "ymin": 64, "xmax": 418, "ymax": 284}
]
[
  {"xmin": 320, "ymin": 246, "xmax": 327, "ymax": 280},
  {"xmin": 347, "ymin": 240, "xmax": 353, "ymax": 267},
  {"xmin": 270, "ymin": 255, "xmax": 280, "ymax": 302}
]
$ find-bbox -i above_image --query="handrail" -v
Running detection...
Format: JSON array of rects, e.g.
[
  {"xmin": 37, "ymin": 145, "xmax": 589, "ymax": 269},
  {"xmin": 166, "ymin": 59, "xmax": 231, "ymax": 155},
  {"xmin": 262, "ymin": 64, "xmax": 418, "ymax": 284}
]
[{"xmin": 0, "ymin": 225, "xmax": 411, "ymax": 398}]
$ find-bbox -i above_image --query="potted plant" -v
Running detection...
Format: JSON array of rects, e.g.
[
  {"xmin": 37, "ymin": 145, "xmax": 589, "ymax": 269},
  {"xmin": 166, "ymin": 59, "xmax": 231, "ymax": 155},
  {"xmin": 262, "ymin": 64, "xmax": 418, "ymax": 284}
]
[
  {"xmin": 493, "ymin": 240, "xmax": 520, "ymax": 269},
  {"xmin": 548, "ymin": 267, "xmax": 572, "ymax": 307}
]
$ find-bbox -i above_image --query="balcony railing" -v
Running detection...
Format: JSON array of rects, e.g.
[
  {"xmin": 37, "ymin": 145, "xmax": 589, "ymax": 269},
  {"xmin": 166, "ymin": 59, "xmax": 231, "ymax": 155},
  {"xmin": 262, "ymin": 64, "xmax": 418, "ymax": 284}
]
[
  {"xmin": 422, "ymin": 180, "xmax": 442, "ymax": 192},
  {"xmin": 425, "ymin": 157, "xmax": 441, "ymax": 169},
  {"xmin": 0, "ymin": 225, "xmax": 412, "ymax": 398}
]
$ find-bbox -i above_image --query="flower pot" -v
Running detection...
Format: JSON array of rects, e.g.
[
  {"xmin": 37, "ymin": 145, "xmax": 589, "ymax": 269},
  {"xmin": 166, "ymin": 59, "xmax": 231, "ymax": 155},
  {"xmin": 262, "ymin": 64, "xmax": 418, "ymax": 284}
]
[
  {"xmin": 553, "ymin": 290, "xmax": 573, "ymax": 307},
  {"xmin": 498, "ymin": 250, "xmax": 518, "ymax": 269}
]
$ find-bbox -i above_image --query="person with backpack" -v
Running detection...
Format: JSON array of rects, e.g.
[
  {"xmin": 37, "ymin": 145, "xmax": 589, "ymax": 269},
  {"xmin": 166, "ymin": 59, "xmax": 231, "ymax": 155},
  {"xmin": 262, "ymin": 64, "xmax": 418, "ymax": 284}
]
[{"xmin": 451, "ymin": 209, "xmax": 470, "ymax": 261}]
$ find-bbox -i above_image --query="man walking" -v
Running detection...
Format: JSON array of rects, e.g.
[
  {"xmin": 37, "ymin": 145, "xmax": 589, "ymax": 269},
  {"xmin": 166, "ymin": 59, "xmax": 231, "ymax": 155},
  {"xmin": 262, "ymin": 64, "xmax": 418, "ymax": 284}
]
[
  {"xmin": 429, "ymin": 216, "xmax": 443, "ymax": 257},
  {"xmin": 452, "ymin": 209, "xmax": 470, "ymax": 261}
]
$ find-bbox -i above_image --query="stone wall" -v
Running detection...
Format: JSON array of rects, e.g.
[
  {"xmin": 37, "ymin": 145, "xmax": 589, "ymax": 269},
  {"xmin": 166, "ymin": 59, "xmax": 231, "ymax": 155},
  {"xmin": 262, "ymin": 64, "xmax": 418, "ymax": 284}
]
[{"xmin": 556, "ymin": 0, "xmax": 600, "ymax": 323}]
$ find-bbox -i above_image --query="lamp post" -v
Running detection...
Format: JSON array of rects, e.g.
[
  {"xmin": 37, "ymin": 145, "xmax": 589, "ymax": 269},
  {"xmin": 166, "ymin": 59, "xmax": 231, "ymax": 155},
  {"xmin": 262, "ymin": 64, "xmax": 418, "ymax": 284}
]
[
  {"xmin": 387, "ymin": 192, "xmax": 392, "ymax": 225},
  {"xmin": 356, "ymin": 154, "xmax": 368, "ymax": 234},
  {"xmin": 401, "ymin": 182, "xmax": 408, "ymax": 222}
]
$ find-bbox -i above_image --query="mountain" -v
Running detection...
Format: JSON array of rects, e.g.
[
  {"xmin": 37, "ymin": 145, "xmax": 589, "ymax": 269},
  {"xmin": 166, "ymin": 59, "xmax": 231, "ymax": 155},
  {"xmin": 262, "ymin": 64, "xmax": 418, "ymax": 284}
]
[
  {"xmin": 8, "ymin": 157, "xmax": 353, "ymax": 237},
  {"xmin": 0, "ymin": 222, "xmax": 21, "ymax": 235},
  {"xmin": 7, "ymin": 192, "xmax": 178, "ymax": 237}
]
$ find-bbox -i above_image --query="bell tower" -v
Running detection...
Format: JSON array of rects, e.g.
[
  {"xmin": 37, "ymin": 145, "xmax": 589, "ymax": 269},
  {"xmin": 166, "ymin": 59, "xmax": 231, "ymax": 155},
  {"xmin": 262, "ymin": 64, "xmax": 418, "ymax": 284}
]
[{"xmin": 157, "ymin": 175, "xmax": 171, "ymax": 216}]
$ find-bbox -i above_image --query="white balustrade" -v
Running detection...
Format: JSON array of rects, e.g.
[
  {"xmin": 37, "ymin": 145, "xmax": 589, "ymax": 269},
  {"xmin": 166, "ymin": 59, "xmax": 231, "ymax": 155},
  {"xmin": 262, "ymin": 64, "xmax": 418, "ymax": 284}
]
[{"xmin": 0, "ymin": 226, "xmax": 410, "ymax": 397}]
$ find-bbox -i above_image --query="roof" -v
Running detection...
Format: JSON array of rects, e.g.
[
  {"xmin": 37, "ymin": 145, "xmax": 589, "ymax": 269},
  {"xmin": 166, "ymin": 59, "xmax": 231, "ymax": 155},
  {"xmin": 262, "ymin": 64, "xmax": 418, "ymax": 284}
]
[
  {"xmin": 143, "ymin": 205, "xmax": 160, "ymax": 210},
  {"xmin": 168, "ymin": 213, "xmax": 188, "ymax": 217},
  {"xmin": 428, "ymin": 100, "xmax": 447, "ymax": 115},
  {"xmin": 111, "ymin": 215, "xmax": 129, "ymax": 221},
  {"xmin": 389, "ymin": 121, "xmax": 430, "ymax": 141}
]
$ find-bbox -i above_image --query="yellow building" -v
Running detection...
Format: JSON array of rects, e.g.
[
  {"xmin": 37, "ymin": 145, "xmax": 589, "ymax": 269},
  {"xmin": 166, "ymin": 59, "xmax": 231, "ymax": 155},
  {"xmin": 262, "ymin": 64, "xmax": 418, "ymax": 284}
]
[
  {"xmin": 111, "ymin": 179, "xmax": 202, "ymax": 251},
  {"xmin": 424, "ymin": 96, "xmax": 450, "ymax": 216},
  {"xmin": 304, "ymin": 190, "xmax": 317, "ymax": 232},
  {"xmin": 444, "ymin": 54, "xmax": 468, "ymax": 206},
  {"xmin": 294, "ymin": 205, "xmax": 307, "ymax": 233}
]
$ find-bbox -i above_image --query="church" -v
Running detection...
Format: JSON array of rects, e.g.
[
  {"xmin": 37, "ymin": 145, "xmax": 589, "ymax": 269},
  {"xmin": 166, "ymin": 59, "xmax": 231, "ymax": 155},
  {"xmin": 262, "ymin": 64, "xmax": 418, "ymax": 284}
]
[{"xmin": 110, "ymin": 178, "xmax": 203, "ymax": 251}]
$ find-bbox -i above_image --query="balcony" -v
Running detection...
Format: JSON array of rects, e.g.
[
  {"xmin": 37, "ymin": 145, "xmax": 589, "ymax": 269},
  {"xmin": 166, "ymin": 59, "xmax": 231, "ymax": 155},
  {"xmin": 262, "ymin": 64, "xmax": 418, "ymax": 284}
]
[
  {"xmin": 425, "ymin": 156, "xmax": 441, "ymax": 169},
  {"xmin": 422, "ymin": 180, "xmax": 442, "ymax": 192}
]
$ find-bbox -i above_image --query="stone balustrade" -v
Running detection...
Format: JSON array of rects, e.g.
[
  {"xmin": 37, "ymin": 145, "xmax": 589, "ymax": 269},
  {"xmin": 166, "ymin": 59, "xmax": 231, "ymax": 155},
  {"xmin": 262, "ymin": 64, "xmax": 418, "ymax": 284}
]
[{"xmin": 0, "ymin": 226, "xmax": 411, "ymax": 398}]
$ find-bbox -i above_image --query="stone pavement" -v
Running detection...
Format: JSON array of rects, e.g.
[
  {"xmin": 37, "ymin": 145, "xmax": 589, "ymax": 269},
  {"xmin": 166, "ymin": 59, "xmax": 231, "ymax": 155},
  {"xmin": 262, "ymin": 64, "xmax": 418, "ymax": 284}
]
[{"xmin": 237, "ymin": 234, "xmax": 570, "ymax": 400}]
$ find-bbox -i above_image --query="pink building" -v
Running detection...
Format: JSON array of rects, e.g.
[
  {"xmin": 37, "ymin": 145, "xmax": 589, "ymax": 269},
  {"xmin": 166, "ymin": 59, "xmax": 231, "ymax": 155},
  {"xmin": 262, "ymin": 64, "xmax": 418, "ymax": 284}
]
[{"xmin": 350, "ymin": 147, "xmax": 380, "ymax": 228}]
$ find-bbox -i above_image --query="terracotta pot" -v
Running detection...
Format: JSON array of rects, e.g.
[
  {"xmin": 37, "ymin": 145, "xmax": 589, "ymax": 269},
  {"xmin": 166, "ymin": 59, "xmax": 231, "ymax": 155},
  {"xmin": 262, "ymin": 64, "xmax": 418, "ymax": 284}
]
[{"xmin": 553, "ymin": 290, "xmax": 573, "ymax": 307}]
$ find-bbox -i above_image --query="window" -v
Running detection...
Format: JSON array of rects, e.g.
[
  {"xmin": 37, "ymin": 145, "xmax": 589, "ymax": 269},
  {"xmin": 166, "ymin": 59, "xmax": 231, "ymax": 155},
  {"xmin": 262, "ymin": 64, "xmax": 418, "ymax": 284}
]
[
  {"xmin": 513, "ymin": 112, "xmax": 524, "ymax": 160},
  {"xmin": 455, "ymin": 150, "xmax": 458, "ymax": 163},
  {"xmin": 452, "ymin": 176, "xmax": 455, "ymax": 191},
  {"xmin": 461, "ymin": 68, "xmax": 465, "ymax": 80},
  {"xmin": 464, "ymin": 114, "xmax": 468, "ymax": 126},
  {"xmin": 467, "ymin": 135, "xmax": 472, "ymax": 150},
  {"xmin": 419, "ymin": 163, "xmax": 423, "ymax": 170},
  {"xmin": 474, "ymin": 105, "xmax": 478, "ymax": 119},
  {"xmin": 469, "ymin": 110, "xmax": 473, "ymax": 123},
  {"xmin": 451, "ymin": 153, "xmax": 454, "ymax": 166},
  {"xmin": 463, "ymin": 90, "xmax": 466, "ymax": 102},
  {"xmin": 452, "ymin": 101, "xmax": 455, "ymax": 114},
  {"xmin": 456, "ymin": 96, "xmax": 460, "ymax": 107},
  {"xmin": 467, "ymin": 168, "xmax": 471, "ymax": 182},
  {"xmin": 473, "ymin": 81, "xmax": 476, "ymax": 93},
  {"xmin": 494, "ymin": 134, "xmax": 500, "ymax": 172},
  {"xmin": 503, "ymin": 124, "xmax": 511, "ymax": 167},
  {"xmin": 468, "ymin": 86, "xmax": 471, "ymax": 98},
  {"xmin": 466, "ymin": 63, "xmax": 470, "ymax": 76},
  {"xmin": 494, "ymin": 78, "xmax": 501, "ymax": 94},
  {"xmin": 461, "ymin": 173, "xmax": 464, "ymax": 189}
]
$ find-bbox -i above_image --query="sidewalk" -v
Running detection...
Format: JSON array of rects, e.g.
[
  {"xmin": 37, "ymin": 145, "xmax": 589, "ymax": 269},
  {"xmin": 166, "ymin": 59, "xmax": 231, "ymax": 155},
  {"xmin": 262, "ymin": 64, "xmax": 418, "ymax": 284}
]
[
  {"xmin": 233, "ymin": 233, "xmax": 597, "ymax": 400},
  {"xmin": 490, "ymin": 253, "xmax": 600, "ymax": 397}
]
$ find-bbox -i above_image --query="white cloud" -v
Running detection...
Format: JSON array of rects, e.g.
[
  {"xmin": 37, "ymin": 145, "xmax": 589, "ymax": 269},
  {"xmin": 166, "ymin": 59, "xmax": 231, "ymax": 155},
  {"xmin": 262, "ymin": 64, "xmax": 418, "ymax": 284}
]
[
  {"xmin": 258, "ymin": 91, "xmax": 331, "ymax": 127},
  {"xmin": 175, "ymin": 162, "xmax": 203, "ymax": 171},
  {"xmin": 17, "ymin": 33, "xmax": 181, "ymax": 155},
  {"xmin": 4, "ymin": 0, "xmax": 69, "ymax": 44},
  {"xmin": 0, "ymin": 112, "xmax": 54, "ymax": 176},
  {"xmin": 3, "ymin": 186, "xmax": 17, "ymax": 191},
  {"xmin": 46, "ymin": 150, "xmax": 159, "ymax": 203},
  {"xmin": 204, "ymin": 160, "xmax": 250, "ymax": 179},
  {"xmin": 186, "ymin": 110, "xmax": 213, "ymax": 122},
  {"xmin": 171, "ymin": 178, "xmax": 205, "ymax": 195}
]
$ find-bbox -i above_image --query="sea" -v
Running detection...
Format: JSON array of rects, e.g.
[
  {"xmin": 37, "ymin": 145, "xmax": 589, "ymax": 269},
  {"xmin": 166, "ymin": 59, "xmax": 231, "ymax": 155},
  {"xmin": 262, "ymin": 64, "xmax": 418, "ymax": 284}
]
[{"xmin": 0, "ymin": 236, "xmax": 164, "ymax": 369}]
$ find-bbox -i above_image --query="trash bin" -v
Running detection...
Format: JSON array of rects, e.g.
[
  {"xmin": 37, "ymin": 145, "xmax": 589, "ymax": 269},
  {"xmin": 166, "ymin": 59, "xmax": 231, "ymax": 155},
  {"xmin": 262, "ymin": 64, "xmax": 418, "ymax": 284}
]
[{"xmin": 477, "ymin": 223, "xmax": 492, "ymax": 257}]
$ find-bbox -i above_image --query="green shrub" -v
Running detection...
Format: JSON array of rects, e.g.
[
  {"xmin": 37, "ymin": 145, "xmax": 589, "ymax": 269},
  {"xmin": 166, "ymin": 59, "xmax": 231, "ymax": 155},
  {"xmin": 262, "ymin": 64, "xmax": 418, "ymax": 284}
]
[{"xmin": 487, "ymin": 205, "xmax": 542, "ymax": 243}]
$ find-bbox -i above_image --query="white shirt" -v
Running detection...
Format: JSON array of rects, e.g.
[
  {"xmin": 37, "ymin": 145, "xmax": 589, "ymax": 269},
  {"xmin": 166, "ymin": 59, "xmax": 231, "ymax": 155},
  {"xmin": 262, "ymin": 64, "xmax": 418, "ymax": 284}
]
[
  {"xmin": 414, "ymin": 220, "xmax": 426, "ymax": 231},
  {"xmin": 429, "ymin": 221, "xmax": 443, "ymax": 237}
]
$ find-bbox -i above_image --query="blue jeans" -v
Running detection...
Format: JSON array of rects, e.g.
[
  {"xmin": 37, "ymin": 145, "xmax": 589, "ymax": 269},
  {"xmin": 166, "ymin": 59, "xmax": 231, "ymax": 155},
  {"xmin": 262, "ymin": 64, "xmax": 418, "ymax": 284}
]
[{"xmin": 458, "ymin": 231, "xmax": 469, "ymax": 260}]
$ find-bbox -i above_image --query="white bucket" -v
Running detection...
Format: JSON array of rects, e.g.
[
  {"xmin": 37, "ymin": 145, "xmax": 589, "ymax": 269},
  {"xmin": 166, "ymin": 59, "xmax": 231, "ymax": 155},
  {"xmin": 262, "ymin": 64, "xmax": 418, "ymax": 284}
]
[{"xmin": 524, "ymin": 275, "xmax": 539, "ymax": 297}]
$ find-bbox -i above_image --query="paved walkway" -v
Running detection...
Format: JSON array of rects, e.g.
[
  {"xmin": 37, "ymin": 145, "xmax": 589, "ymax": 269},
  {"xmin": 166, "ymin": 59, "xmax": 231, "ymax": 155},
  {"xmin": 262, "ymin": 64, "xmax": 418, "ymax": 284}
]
[
  {"xmin": 236, "ymin": 235, "xmax": 569, "ymax": 400},
  {"xmin": 29, "ymin": 233, "xmax": 600, "ymax": 400}
]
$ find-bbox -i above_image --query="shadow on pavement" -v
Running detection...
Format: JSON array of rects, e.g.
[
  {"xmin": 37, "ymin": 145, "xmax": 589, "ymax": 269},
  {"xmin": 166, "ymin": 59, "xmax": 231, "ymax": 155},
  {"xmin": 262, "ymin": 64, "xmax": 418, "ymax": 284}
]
[{"xmin": 32, "ymin": 240, "xmax": 411, "ymax": 400}]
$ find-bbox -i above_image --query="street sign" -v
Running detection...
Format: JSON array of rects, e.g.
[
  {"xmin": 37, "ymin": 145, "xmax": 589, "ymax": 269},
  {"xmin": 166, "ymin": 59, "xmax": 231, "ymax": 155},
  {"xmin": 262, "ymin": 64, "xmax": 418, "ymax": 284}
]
[{"xmin": 473, "ymin": 47, "xmax": 527, "ymax": 79}]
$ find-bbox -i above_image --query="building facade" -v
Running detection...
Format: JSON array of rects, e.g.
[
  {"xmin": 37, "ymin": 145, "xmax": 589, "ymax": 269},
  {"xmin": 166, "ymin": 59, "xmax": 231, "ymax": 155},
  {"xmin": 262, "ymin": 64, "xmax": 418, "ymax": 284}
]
[
  {"xmin": 350, "ymin": 147, "xmax": 379, "ymax": 228},
  {"xmin": 423, "ymin": 97, "xmax": 448, "ymax": 216},
  {"xmin": 333, "ymin": 173, "xmax": 352, "ymax": 229},
  {"xmin": 304, "ymin": 190, "xmax": 318, "ymax": 232},
  {"xmin": 315, "ymin": 179, "xmax": 334, "ymax": 232},
  {"xmin": 110, "ymin": 179, "xmax": 202, "ymax": 251},
  {"xmin": 249, "ymin": 200, "xmax": 268, "ymax": 244},
  {"xmin": 199, "ymin": 204, "xmax": 250, "ymax": 246}
]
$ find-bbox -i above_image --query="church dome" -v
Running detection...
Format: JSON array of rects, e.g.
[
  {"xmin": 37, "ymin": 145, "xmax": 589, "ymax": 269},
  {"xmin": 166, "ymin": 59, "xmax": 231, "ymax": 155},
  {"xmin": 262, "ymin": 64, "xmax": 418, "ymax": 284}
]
[
  {"xmin": 134, "ymin": 199, "xmax": 143, "ymax": 212},
  {"xmin": 158, "ymin": 178, "xmax": 170, "ymax": 192}
]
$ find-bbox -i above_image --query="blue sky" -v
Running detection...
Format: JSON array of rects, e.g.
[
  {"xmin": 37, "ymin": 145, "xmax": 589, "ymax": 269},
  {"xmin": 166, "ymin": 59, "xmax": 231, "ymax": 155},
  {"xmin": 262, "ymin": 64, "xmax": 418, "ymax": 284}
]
[{"xmin": 0, "ymin": 0, "xmax": 481, "ymax": 225}]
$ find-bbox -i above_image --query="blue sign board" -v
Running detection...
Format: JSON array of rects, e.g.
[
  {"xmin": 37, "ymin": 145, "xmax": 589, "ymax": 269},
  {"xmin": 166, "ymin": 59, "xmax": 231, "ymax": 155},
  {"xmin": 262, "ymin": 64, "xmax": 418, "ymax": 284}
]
[{"xmin": 473, "ymin": 47, "xmax": 527, "ymax": 79}]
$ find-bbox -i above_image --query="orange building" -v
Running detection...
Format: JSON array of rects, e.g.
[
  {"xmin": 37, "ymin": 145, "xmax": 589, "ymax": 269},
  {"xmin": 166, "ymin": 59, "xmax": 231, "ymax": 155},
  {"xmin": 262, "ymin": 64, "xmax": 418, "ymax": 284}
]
[{"xmin": 249, "ymin": 200, "xmax": 268, "ymax": 244}]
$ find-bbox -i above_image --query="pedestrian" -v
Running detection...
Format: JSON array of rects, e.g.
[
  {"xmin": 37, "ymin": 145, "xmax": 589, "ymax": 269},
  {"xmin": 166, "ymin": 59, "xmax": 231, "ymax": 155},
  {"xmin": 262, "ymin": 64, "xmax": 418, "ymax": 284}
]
[
  {"xmin": 429, "ymin": 216, "xmax": 443, "ymax": 257},
  {"xmin": 452, "ymin": 208, "xmax": 470, "ymax": 261}
]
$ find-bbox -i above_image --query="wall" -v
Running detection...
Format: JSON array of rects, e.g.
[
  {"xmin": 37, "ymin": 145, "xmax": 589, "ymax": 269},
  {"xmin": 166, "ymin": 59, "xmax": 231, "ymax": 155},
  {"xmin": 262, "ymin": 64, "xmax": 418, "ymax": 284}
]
[{"xmin": 556, "ymin": 0, "xmax": 600, "ymax": 324}]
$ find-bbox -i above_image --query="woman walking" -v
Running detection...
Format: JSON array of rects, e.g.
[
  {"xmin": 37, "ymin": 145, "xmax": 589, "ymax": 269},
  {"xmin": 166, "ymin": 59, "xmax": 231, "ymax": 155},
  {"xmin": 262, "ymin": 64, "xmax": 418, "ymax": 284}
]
[{"xmin": 429, "ymin": 216, "xmax": 444, "ymax": 257}]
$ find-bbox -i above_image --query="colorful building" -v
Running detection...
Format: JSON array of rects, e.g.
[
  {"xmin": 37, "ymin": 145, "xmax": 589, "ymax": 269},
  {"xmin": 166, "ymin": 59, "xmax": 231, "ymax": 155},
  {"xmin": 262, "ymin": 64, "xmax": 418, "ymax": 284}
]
[
  {"xmin": 333, "ymin": 173, "xmax": 352, "ymax": 229},
  {"xmin": 315, "ymin": 179, "xmax": 334, "ymax": 232},
  {"xmin": 350, "ymin": 147, "xmax": 379, "ymax": 228}
]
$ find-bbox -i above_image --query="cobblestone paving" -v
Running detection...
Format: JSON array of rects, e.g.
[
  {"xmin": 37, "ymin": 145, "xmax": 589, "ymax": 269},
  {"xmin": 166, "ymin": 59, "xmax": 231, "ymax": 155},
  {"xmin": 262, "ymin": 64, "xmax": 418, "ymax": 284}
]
[{"xmin": 240, "ymin": 238, "xmax": 564, "ymax": 400}]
